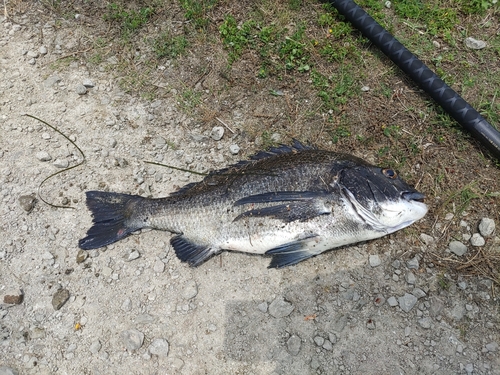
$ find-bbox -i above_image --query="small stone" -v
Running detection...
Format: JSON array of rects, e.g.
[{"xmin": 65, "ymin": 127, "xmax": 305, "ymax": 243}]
[
  {"xmin": 39, "ymin": 46, "xmax": 48, "ymax": 55},
  {"xmin": 369, "ymin": 254, "xmax": 381, "ymax": 267},
  {"xmin": 76, "ymin": 84, "xmax": 87, "ymax": 95},
  {"xmin": 53, "ymin": 159, "xmax": 69, "ymax": 168},
  {"xmin": 384, "ymin": 1, "xmax": 391, "ymax": 8},
  {"xmin": 465, "ymin": 37, "xmax": 486, "ymax": 50},
  {"xmin": 406, "ymin": 257, "xmax": 419, "ymax": 269},
  {"xmin": 27, "ymin": 50, "xmax": 39, "ymax": 58},
  {"xmin": 366, "ymin": 319, "xmax": 376, "ymax": 330},
  {"xmin": 82, "ymin": 79, "xmax": 95, "ymax": 88},
  {"xmin": 361, "ymin": 86, "xmax": 370, "ymax": 92},
  {"xmin": 229, "ymin": 144, "xmax": 240, "ymax": 155},
  {"xmin": 314, "ymin": 336, "xmax": 325, "ymax": 346},
  {"xmin": 182, "ymin": 280, "xmax": 198, "ymax": 300},
  {"xmin": 210, "ymin": 126, "xmax": 224, "ymax": 141},
  {"xmin": 0, "ymin": 367, "xmax": 19, "ymax": 375},
  {"xmin": 429, "ymin": 296, "xmax": 445, "ymax": 317},
  {"xmin": 387, "ymin": 296, "xmax": 398, "ymax": 307},
  {"xmin": 392, "ymin": 260, "xmax": 401, "ymax": 269},
  {"xmin": 124, "ymin": 249, "xmax": 140, "ymax": 262},
  {"xmin": 432, "ymin": 40, "xmax": 441, "ymax": 48},
  {"xmin": 169, "ymin": 357, "xmax": 184, "ymax": 370},
  {"xmin": 420, "ymin": 233, "xmax": 435, "ymax": 245},
  {"xmin": 89, "ymin": 340, "xmax": 101, "ymax": 354},
  {"xmin": 44, "ymin": 75, "xmax": 61, "ymax": 88},
  {"xmin": 268, "ymin": 296, "xmax": 294, "ymax": 318},
  {"xmin": 449, "ymin": 241, "xmax": 467, "ymax": 256},
  {"xmin": 451, "ymin": 303, "xmax": 465, "ymax": 321},
  {"xmin": 121, "ymin": 298, "xmax": 132, "ymax": 312},
  {"xmin": 153, "ymin": 259, "xmax": 165, "ymax": 273},
  {"xmin": 149, "ymin": 338, "xmax": 169, "ymax": 357},
  {"xmin": 287, "ymin": 335, "xmax": 301, "ymax": 355},
  {"xmin": 121, "ymin": 329, "xmax": 144, "ymax": 351},
  {"xmin": 3, "ymin": 289, "xmax": 24, "ymax": 305},
  {"xmin": 18, "ymin": 194, "xmax": 36, "ymax": 212},
  {"xmin": 257, "ymin": 302, "xmax": 268, "ymax": 313},
  {"xmin": 52, "ymin": 288, "xmax": 70, "ymax": 310},
  {"xmin": 398, "ymin": 293, "xmax": 417, "ymax": 312},
  {"xmin": 479, "ymin": 218, "xmax": 495, "ymax": 237},
  {"xmin": 445, "ymin": 213, "xmax": 454, "ymax": 220},
  {"xmin": 405, "ymin": 272, "xmax": 416, "ymax": 285},
  {"xmin": 418, "ymin": 317, "xmax": 432, "ymax": 329},
  {"xmin": 470, "ymin": 233, "xmax": 485, "ymax": 247},
  {"xmin": 465, "ymin": 363, "xmax": 474, "ymax": 374},
  {"xmin": 412, "ymin": 288, "xmax": 426, "ymax": 299},
  {"xmin": 76, "ymin": 249, "xmax": 88, "ymax": 264},
  {"xmin": 485, "ymin": 342, "xmax": 498, "ymax": 352},
  {"xmin": 36, "ymin": 151, "xmax": 52, "ymax": 161},
  {"xmin": 322, "ymin": 340, "xmax": 333, "ymax": 350}
]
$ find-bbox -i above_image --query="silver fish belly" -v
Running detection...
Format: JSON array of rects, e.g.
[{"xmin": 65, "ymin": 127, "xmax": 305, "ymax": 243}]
[{"xmin": 79, "ymin": 141, "xmax": 428, "ymax": 268}]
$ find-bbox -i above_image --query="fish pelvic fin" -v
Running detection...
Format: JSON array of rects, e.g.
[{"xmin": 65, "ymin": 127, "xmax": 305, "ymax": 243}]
[
  {"xmin": 170, "ymin": 236, "xmax": 216, "ymax": 267},
  {"xmin": 266, "ymin": 234, "xmax": 320, "ymax": 268},
  {"xmin": 79, "ymin": 191, "xmax": 146, "ymax": 250}
]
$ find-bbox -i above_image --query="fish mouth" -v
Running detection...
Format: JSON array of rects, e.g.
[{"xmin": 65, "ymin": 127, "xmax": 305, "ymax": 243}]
[{"xmin": 402, "ymin": 191, "xmax": 425, "ymax": 202}]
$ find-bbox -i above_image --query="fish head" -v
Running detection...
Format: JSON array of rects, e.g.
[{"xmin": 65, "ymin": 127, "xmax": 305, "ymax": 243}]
[{"xmin": 338, "ymin": 166, "xmax": 428, "ymax": 233}]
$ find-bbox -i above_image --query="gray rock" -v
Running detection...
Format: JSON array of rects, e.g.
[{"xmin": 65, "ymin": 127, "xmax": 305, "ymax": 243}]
[
  {"xmin": 124, "ymin": 249, "xmax": 140, "ymax": 262},
  {"xmin": 18, "ymin": 194, "xmax": 36, "ymax": 212},
  {"xmin": 314, "ymin": 336, "xmax": 324, "ymax": 346},
  {"xmin": 36, "ymin": 151, "xmax": 52, "ymax": 161},
  {"xmin": 369, "ymin": 254, "xmax": 381, "ymax": 267},
  {"xmin": 406, "ymin": 257, "xmax": 419, "ymax": 269},
  {"xmin": 412, "ymin": 288, "xmax": 426, "ymax": 299},
  {"xmin": 82, "ymin": 79, "xmax": 95, "ymax": 88},
  {"xmin": 121, "ymin": 298, "xmax": 132, "ymax": 312},
  {"xmin": 148, "ymin": 338, "xmax": 169, "ymax": 357},
  {"xmin": 39, "ymin": 46, "xmax": 48, "ymax": 55},
  {"xmin": 429, "ymin": 296, "xmax": 445, "ymax": 317},
  {"xmin": 27, "ymin": 50, "xmax": 39, "ymax": 58},
  {"xmin": 449, "ymin": 241, "xmax": 467, "ymax": 256},
  {"xmin": 465, "ymin": 37, "xmax": 486, "ymax": 50},
  {"xmin": 420, "ymin": 233, "xmax": 435, "ymax": 245},
  {"xmin": 52, "ymin": 288, "xmax": 70, "ymax": 310},
  {"xmin": 450, "ymin": 303, "xmax": 465, "ymax": 321},
  {"xmin": 229, "ymin": 144, "xmax": 240, "ymax": 155},
  {"xmin": 44, "ymin": 75, "xmax": 61, "ymax": 88},
  {"xmin": 398, "ymin": 293, "xmax": 418, "ymax": 312},
  {"xmin": 322, "ymin": 340, "xmax": 333, "ymax": 350},
  {"xmin": 182, "ymin": 280, "xmax": 198, "ymax": 300},
  {"xmin": 121, "ymin": 329, "xmax": 144, "ymax": 351},
  {"xmin": 53, "ymin": 159, "xmax": 69, "ymax": 168},
  {"xmin": 268, "ymin": 296, "xmax": 294, "ymax": 318},
  {"xmin": 0, "ymin": 367, "xmax": 19, "ymax": 375},
  {"xmin": 387, "ymin": 296, "xmax": 398, "ymax": 307},
  {"xmin": 392, "ymin": 259, "xmax": 401, "ymax": 269},
  {"xmin": 470, "ymin": 233, "xmax": 485, "ymax": 247},
  {"xmin": 257, "ymin": 302, "xmax": 268, "ymax": 313},
  {"xmin": 153, "ymin": 259, "xmax": 165, "ymax": 273},
  {"xmin": 89, "ymin": 340, "xmax": 101, "ymax": 354},
  {"xmin": 405, "ymin": 272, "xmax": 416, "ymax": 285},
  {"xmin": 418, "ymin": 317, "xmax": 432, "ymax": 329},
  {"xmin": 76, "ymin": 84, "xmax": 87, "ymax": 95},
  {"xmin": 328, "ymin": 332, "xmax": 337, "ymax": 344},
  {"xmin": 465, "ymin": 363, "xmax": 474, "ymax": 374},
  {"xmin": 366, "ymin": 319, "xmax": 376, "ymax": 330},
  {"xmin": 485, "ymin": 342, "xmax": 498, "ymax": 352},
  {"xmin": 286, "ymin": 335, "xmax": 301, "ymax": 355},
  {"xmin": 210, "ymin": 126, "xmax": 224, "ymax": 141},
  {"xmin": 361, "ymin": 86, "xmax": 370, "ymax": 92},
  {"xmin": 479, "ymin": 218, "xmax": 495, "ymax": 237}
]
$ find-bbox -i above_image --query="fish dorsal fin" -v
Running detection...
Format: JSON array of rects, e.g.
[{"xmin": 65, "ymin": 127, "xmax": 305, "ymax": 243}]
[{"xmin": 250, "ymin": 139, "xmax": 314, "ymax": 161}]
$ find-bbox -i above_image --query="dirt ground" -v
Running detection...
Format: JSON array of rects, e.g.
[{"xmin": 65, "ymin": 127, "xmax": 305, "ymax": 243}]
[{"xmin": 1, "ymin": 1, "xmax": 499, "ymax": 374}]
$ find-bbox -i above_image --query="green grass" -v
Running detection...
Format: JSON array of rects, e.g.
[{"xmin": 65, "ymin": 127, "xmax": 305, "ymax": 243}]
[
  {"xmin": 179, "ymin": 0, "xmax": 218, "ymax": 29},
  {"xmin": 104, "ymin": 3, "xmax": 154, "ymax": 38},
  {"xmin": 151, "ymin": 32, "xmax": 189, "ymax": 59}
]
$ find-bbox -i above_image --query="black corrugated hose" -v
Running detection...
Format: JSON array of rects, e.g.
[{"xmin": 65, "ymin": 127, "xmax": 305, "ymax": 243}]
[{"xmin": 329, "ymin": 0, "xmax": 500, "ymax": 159}]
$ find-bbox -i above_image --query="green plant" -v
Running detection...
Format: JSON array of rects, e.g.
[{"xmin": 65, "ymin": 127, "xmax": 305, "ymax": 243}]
[
  {"xmin": 180, "ymin": 0, "xmax": 218, "ymax": 29},
  {"xmin": 104, "ymin": 3, "xmax": 153, "ymax": 37},
  {"xmin": 152, "ymin": 32, "xmax": 189, "ymax": 59}
]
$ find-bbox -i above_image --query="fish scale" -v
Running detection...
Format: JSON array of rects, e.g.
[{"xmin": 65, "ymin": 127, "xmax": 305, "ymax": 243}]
[{"xmin": 79, "ymin": 141, "xmax": 427, "ymax": 268}]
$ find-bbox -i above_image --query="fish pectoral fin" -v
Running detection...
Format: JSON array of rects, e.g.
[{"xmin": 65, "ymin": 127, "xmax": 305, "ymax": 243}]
[
  {"xmin": 265, "ymin": 235, "xmax": 320, "ymax": 268},
  {"xmin": 170, "ymin": 236, "xmax": 216, "ymax": 267},
  {"xmin": 234, "ymin": 200, "xmax": 331, "ymax": 223},
  {"xmin": 234, "ymin": 191, "xmax": 328, "ymax": 206}
]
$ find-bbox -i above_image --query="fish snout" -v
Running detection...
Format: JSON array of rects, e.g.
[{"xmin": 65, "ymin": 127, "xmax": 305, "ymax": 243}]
[{"xmin": 402, "ymin": 191, "xmax": 425, "ymax": 202}]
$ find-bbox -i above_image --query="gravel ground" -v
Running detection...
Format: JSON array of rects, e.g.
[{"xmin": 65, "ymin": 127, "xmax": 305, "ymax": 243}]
[{"xmin": 1, "ymin": 11, "xmax": 499, "ymax": 375}]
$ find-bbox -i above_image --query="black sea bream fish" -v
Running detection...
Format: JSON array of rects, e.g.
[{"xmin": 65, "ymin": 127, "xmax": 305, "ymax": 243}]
[{"xmin": 79, "ymin": 141, "xmax": 427, "ymax": 268}]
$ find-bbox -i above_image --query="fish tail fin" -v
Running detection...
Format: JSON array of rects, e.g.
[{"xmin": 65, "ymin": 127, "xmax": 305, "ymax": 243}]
[{"xmin": 79, "ymin": 191, "xmax": 146, "ymax": 250}]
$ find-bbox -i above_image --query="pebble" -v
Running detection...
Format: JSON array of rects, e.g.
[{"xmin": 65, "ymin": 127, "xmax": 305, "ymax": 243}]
[
  {"xmin": 322, "ymin": 340, "xmax": 333, "ymax": 350},
  {"xmin": 485, "ymin": 342, "xmax": 498, "ymax": 352},
  {"xmin": 387, "ymin": 296, "xmax": 398, "ymax": 307},
  {"xmin": 398, "ymin": 293, "xmax": 417, "ymax": 312},
  {"xmin": 257, "ymin": 302, "xmax": 268, "ymax": 313},
  {"xmin": 268, "ymin": 296, "xmax": 294, "ymax": 318},
  {"xmin": 429, "ymin": 296, "xmax": 445, "ymax": 317},
  {"xmin": 0, "ymin": 367, "xmax": 19, "ymax": 375},
  {"xmin": 89, "ymin": 340, "xmax": 101, "ymax": 354},
  {"xmin": 470, "ymin": 233, "xmax": 485, "ymax": 247},
  {"xmin": 52, "ymin": 288, "xmax": 70, "ymax": 310},
  {"xmin": 479, "ymin": 218, "xmax": 495, "ymax": 237},
  {"xmin": 405, "ymin": 272, "xmax": 416, "ymax": 284},
  {"xmin": 76, "ymin": 249, "xmax": 88, "ymax": 264},
  {"xmin": 53, "ymin": 159, "xmax": 69, "ymax": 168},
  {"xmin": 449, "ymin": 241, "xmax": 467, "ymax": 256},
  {"xmin": 412, "ymin": 288, "xmax": 426, "ymax": 299},
  {"xmin": 384, "ymin": 1, "xmax": 391, "ymax": 8},
  {"xmin": 406, "ymin": 257, "xmax": 419, "ymax": 270},
  {"xmin": 18, "ymin": 194, "xmax": 36, "ymax": 212},
  {"xmin": 3, "ymin": 289, "xmax": 24, "ymax": 305},
  {"xmin": 36, "ymin": 151, "xmax": 52, "ymax": 161},
  {"xmin": 121, "ymin": 298, "xmax": 132, "ymax": 312},
  {"xmin": 121, "ymin": 329, "xmax": 144, "ymax": 351},
  {"xmin": 419, "ymin": 233, "xmax": 435, "ymax": 245},
  {"xmin": 465, "ymin": 37, "xmax": 486, "ymax": 50},
  {"xmin": 287, "ymin": 335, "xmax": 301, "ymax": 355},
  {"xmin": 465, "ymin": 363, "xmax": 474, "ymax": 374},
  {"xmin": 44, "ymin": 75, "xmax": 61, "ymax": 88},
  {"xmin": 148, "ymin": 338, "xmax": 169, "ymax": 357},
  {"xmin": 432, "ymin": 40, "xmax": 441, "ymax": 48},
  {"xmin": 361, "ymin": 86, "xmax": 370, "ymax": 92},
  {"xmin": 210, "ymin": 126, "xmax": 224, "ymax": 141},
  {"xmin": 369, "ymin": 254, "xmax": 381, "ymax": 267},
  {"xmin": 314, "ymin": 336, "xmax": 324, "ymax": 346},
  {"xmin": 124, "ymin": 249, "xmax": 140, "ymax": 262},
  {"xmin": 74, "ymin": 83, "xmax": 87, "ymax": 95},
  {"xmin": 82, "ymin": 79, "xmax": 95, "ymax": 88},
  {"xmin": 182, "ymin": 279, "xmax": 198, "ymax": 300},
  {"xmin": 229, "ymin": 144, "xmax": 240, "ymax": 155},
  {"xmin": 418, "ymin": 317, "xmax": 432, "ymax": 329},
  {"xmin": 39, "ymin": 46, "xmax": 48, "ymax": 55},
  {"xmin": 153, "ymin": 259, "xmax": 165, "ymax": 273},
  {"xmin": 27, "ymin": 50, "xmax": 39, "ymax": 58}
]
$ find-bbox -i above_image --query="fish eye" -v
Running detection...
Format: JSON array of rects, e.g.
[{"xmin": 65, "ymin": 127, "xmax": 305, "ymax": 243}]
[{"xmin": 382, "ymin": 168, "xmax": 397, "ymax": 179}]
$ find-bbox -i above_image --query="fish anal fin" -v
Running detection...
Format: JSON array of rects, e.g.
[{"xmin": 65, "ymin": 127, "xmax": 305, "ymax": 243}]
[
  {"xmin": 266, "ymin": 235, "xmax": 320, "ymax": 268},
  {"xmin": 170, "ymin": 236, "xmax": 215, "ymax": 267}
]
